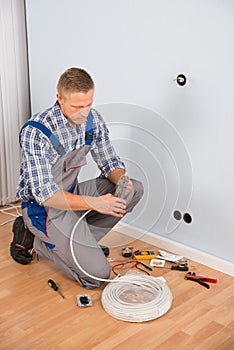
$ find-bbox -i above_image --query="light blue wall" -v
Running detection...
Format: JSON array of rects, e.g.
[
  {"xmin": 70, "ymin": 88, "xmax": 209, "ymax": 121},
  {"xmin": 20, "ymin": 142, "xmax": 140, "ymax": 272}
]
[{"xmin": 26, "ymin": 0, "xmax": 234, "ymax": 264}]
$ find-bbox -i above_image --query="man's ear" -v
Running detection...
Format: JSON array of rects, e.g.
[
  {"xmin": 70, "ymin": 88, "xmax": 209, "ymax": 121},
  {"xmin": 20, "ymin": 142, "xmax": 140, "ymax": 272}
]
[{"xmin": 57, "ymin": 93, "xmax": 62, "ymax": 103}]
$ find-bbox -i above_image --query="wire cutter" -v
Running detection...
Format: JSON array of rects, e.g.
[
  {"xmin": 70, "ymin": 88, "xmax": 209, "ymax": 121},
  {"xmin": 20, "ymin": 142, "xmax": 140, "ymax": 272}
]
[{"xmin": 185, "ymin": 272, "xmax": 217, "ymax": 289}]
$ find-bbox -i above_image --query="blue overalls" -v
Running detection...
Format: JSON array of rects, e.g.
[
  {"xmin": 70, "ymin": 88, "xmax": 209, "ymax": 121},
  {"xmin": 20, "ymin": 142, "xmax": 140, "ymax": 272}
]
[{"xmin": 20, "ymin": 112, "xmax": 144, "ymax": 288}]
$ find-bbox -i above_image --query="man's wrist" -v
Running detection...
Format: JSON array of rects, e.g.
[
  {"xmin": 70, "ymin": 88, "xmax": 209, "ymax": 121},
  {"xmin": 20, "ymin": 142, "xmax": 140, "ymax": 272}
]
[{"xmin": 107, "ymin": 168, "xmax": 126, "ymax": 185}]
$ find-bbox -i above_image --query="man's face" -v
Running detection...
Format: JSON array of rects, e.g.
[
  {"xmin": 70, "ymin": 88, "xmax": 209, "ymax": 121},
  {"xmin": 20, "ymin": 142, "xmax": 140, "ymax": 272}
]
[{"xmin": 57, "ymin": 89, "xmax": 94, "ymax": 125}]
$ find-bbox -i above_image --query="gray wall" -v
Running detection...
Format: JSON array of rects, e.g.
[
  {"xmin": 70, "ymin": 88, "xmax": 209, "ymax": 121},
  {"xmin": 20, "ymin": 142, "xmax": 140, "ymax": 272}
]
[{"xmin": 25, "ymin": 0, "xmax": 234, "ymax": 264}]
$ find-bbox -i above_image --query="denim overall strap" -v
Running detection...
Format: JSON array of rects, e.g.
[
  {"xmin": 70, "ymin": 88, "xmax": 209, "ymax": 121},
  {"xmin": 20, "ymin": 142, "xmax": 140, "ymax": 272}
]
[
  {"xmin": 85, "ymin": 110, "xmax": 94, "ymax": 145},
  {"xmin": 20, "ymin": 120, "xmax": 66, "ymax": 156}
]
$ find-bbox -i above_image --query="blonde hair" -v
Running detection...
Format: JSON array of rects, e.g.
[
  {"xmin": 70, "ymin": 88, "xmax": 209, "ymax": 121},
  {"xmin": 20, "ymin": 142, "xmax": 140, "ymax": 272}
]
[{"xmin": 57, "ymin": 67, "xmax": 94, "ymax": 96}]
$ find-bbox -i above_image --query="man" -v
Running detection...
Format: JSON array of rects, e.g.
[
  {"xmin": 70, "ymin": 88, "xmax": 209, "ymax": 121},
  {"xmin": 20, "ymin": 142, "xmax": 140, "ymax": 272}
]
[{"xmin": 11, "ymin": 67, "xmax": 143, "ymax": 288}]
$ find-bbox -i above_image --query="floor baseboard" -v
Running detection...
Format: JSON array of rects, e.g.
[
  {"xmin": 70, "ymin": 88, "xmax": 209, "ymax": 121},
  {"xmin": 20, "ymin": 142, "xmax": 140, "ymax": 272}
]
[{"xmin": 115, "ymin": 223, "xmax": 234, "ymax": 277}]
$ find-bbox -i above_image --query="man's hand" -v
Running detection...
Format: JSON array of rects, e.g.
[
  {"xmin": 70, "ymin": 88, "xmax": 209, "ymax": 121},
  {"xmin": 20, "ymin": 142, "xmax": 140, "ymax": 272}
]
[
  {"xmin": 108, "ymin": 169, "xmax": 133, "ymax": 197},
  {"xmin": 89, "ymin": 193, "xmax": 126, "ymax": 218},
  {"xmin": 43, "ymin": 190, "xmax": 126, "ymax": 217}
]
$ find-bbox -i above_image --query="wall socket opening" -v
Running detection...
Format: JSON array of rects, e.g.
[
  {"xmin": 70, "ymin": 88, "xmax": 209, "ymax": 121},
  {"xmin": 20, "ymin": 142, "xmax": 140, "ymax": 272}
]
[
  {"xmin": 173, "ymin": 210, "xmax": 182, "ymax": 221},
  {"xmin": 183, "ymin": 213, "xmax": 192, "ymax": 224}
]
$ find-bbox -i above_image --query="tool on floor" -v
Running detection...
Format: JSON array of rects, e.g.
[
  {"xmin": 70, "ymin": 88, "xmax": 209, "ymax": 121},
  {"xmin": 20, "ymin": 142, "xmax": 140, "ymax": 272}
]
[
  {"xmin": 138, "ymin": 261, "xmax": 153, "ymax": 272},
  {"xmin": 170, "ymin": 264, "xmax": 189, "ymax": 271},
  {"xmin": 170, "ymin": 260, "xmax": 189, "ymax": 271},
  {"xmin": 162, "ymin": 264, "xmax": 189, "ymax": 271},
  {"xmin": 48, "ymin": 279, "xmax": 65, "ymax": 298},
  {"xmin": 112, "ymin": 260, "xmax": 152, "ymax": 276},
  {"xmin": 185, "ymin": 272, "xmax": 217, "ymax": 289},
  {"xmin": 121, "ymin": 247, "xmax": 133, "ymax": 258},
  {"xmin": 133, "ymin": 250, "xmax": 157, "ymax": 260},
  {"xmin": 150, "ymin": 259, "xmax": 189, "ymax": 271}
]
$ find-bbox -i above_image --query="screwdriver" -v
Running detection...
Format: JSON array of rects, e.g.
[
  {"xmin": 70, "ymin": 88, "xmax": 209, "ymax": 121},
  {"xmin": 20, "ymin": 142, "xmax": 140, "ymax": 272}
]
[
  {"xmin": 48, "ymin": 279, "xmax": 65, "ymax": 299},
  {"xmin": 171, "ymin": 265, "xmax": 189, "ymax": 271},
  {"xmin": 163, "ymin": 263, "xmax": 189, "ymax": 271}
]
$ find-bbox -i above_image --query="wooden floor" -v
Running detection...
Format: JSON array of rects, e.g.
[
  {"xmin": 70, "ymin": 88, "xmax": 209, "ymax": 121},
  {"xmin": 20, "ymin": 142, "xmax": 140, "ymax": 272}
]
[{"xmin": 0, "ymin": 206, "xmax": 234, "ymax": 350}]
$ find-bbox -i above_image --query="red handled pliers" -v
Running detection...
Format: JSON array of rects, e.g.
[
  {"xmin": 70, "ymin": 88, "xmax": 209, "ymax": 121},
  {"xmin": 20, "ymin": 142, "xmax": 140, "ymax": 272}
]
[{"xmin": 185, "ymin": 272, "xmax": 217, "ymax": 289}]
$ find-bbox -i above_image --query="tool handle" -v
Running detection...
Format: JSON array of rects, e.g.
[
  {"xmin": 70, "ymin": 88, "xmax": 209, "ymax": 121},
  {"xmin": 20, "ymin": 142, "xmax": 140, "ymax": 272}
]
[
  {"xmin": 203, "ymin": 277, "xmax": 217, "ymax": 283},
  {"xmin": 197, "ymin": 279, "xmax": 210, "ymax": 289},
  {"xmin": 171, "ymin": 265, "xmax": 189, "ymax": 271},
  {"xmin": 139, "ymin": 262, "xmax": 153, "ymax": 271},
  {"xmin": 48, "ymin": 279, "xmax": 58, "ymax": 291}
]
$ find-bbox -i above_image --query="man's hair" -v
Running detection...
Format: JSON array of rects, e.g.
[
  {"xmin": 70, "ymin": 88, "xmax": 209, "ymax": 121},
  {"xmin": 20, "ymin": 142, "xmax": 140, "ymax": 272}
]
[{"xmin": 57, "ymin": 67, "xmax": 94, "ymax": 96}]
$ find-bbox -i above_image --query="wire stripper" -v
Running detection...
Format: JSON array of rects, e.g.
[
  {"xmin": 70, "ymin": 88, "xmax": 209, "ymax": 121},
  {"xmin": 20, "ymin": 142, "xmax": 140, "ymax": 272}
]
[{"xmin": 185, "ymin": 272, "xmax": 217, "ymax": 289}]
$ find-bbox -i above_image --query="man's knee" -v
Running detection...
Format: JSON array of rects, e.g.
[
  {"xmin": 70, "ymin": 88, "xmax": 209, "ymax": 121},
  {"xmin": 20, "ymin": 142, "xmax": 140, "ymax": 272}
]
[
  {"xmin": 80, "ymin": 259, "xmax": 111, "ymax": 289},
  {"xmin": 132, "ymin": 179, "xmax": 144, "ymax": 200},
  {"xmin": 125, "ymin": 179, "xmax": 144, "ymax": 213}
]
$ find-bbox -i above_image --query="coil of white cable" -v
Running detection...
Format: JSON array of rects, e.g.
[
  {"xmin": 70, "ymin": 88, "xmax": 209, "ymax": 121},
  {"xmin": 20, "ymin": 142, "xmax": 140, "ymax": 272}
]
[
  {"xmin": 70, "ymin": 210, "xmax": 173, "ymax": 322},
  {"xmin": 101, "ymin": 274, "xmax": 173, "ymax": 322}
]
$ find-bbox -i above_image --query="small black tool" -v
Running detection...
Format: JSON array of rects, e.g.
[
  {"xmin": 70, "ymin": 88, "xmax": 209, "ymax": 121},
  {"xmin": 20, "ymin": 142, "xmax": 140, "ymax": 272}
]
[
  {"xmin": 121, "ymin": 247, "xmax": 133, "ymax": 258},
  {"xmin": 162, "ymin": 261, "xmax": 189, "ymax": 271},
  {"xmin": 48, "ymin": 279, "xmax": 65, "ymax": 299},
  {"xmin": 139, "ymin": 261, "xmax": 153, "ymax": 271},
  {"xmin": 171, "ymin": 265, "xmax": 189, "ymax": 271}
]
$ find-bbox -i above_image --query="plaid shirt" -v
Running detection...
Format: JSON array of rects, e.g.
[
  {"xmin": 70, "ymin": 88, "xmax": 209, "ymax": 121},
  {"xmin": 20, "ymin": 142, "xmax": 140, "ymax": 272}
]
[{"xmin": 16, "ymin": 101, "xmax": 125, "ymax": 205}]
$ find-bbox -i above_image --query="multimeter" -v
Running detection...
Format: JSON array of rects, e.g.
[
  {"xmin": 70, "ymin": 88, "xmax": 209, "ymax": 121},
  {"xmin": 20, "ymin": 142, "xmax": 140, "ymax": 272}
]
[{"xmin": 133, "ymin": 250, "xmax": 157, "ymax": 260}]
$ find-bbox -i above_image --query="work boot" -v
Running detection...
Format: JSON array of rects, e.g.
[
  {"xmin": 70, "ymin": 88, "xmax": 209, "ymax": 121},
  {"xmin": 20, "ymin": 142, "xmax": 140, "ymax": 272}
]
[
  {"xmin": 10, "ymin": 216, "xmax": 35, "ymax": 265},
  {"xmin": 100, "ymin": 245, "xmax": 110, "ymax": 257}
]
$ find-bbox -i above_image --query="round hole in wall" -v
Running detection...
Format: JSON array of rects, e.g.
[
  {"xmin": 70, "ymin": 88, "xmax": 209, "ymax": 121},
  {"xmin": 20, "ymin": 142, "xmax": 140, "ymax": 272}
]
[
  {"xmin": 183, "ymin": 213, "xmax": 192, "ymax": 224},
  {"xmin": 173, "ymin": 210, "xmax": 182, "ymax": 221}
]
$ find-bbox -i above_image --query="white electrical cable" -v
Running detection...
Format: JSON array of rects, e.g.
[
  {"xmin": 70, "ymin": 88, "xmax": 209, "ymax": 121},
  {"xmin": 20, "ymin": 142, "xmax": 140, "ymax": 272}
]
[
  {"xmin": 70, "ymin": 210, "xmax": 173, "ymax": 322},
  {"xmin": 0, "ymin": 204, "xmax": 21, "ymax": 226},
  {"xmin": 101, "ymin": 274, "xmax": 173, "ymax": 322},
  {"xmin": 70, "ymin": 209, "xmax": 116, "ymax": 283}
]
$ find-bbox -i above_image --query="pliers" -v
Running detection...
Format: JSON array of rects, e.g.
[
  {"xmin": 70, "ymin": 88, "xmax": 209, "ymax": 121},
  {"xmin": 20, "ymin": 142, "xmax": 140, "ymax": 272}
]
[{"xmin": 185, "ymin": 272, "xmax": 217, "ymax": 289}]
